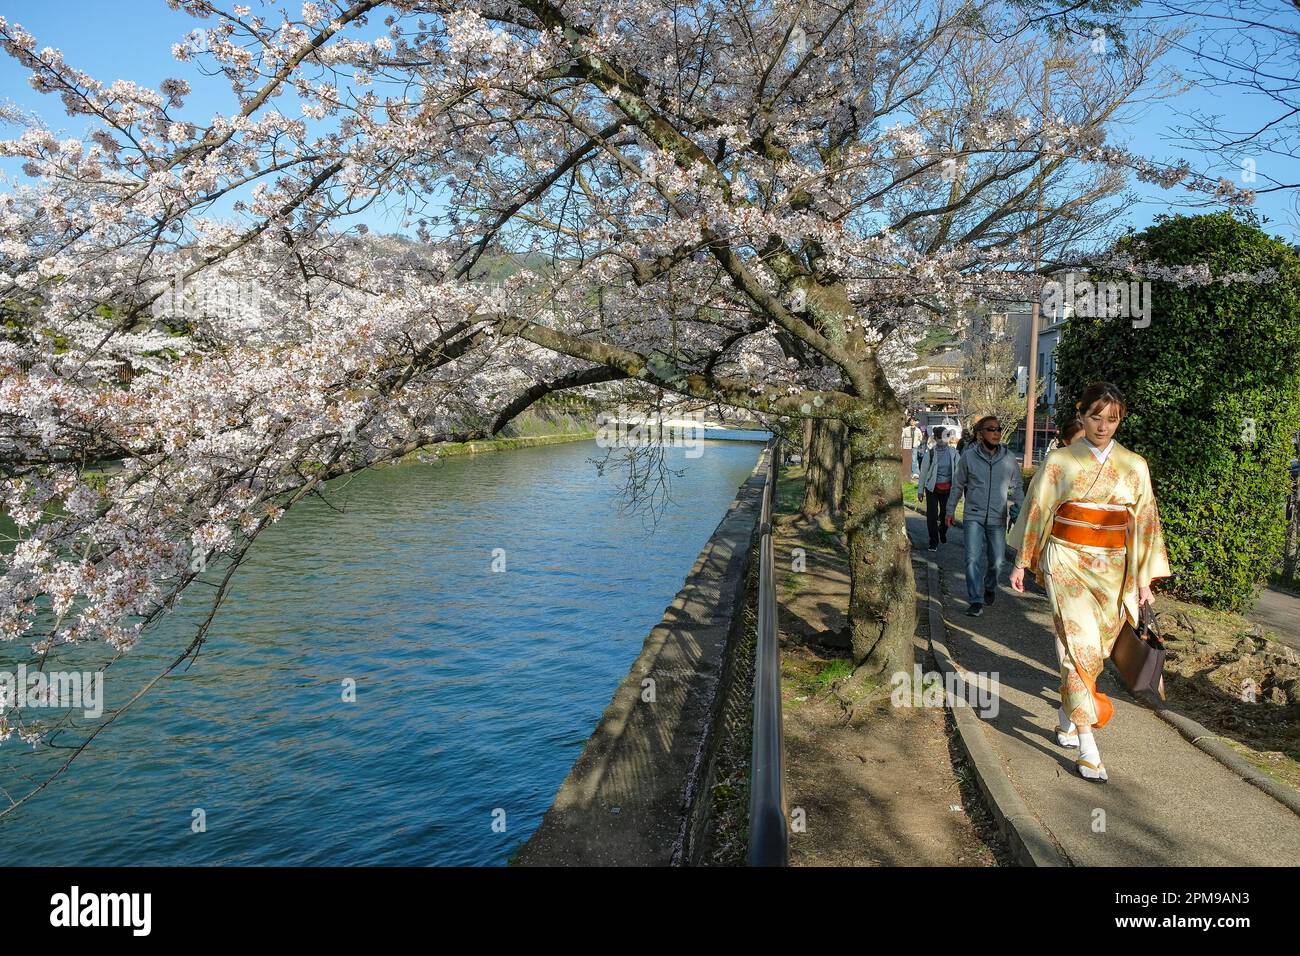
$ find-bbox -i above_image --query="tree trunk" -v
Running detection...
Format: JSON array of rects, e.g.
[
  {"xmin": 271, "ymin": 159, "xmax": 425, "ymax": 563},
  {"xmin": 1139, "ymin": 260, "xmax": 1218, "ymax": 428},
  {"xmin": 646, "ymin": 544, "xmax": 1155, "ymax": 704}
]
[
  {"xmin": 838, "ymin": 434, "xmax": 851, "ymax": 510},
  {"xmin": 793, "ymin": 278, "xmax": 915, "ymax": 676},
  {"xmin": 843, "ymin": 407, "xmax": 916, "ymax": 676},
  {"xmin": 802, "ymin": 417, "xmax": 847, "ymax": 520}
]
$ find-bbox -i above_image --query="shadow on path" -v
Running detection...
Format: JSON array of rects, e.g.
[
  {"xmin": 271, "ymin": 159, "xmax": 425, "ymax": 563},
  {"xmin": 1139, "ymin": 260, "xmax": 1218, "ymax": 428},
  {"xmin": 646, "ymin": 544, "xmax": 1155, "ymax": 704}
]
[{"xmin": 908, "ymin": 511, "xmax": 1300, "ymax": 866}]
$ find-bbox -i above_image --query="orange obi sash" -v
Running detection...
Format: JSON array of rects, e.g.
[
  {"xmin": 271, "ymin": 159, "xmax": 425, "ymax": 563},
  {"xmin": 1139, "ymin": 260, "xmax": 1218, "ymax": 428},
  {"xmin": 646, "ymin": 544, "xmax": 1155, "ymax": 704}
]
[{"xmin": 1050, "ymin": 501, "xmax": 1128, "ymax": 548}]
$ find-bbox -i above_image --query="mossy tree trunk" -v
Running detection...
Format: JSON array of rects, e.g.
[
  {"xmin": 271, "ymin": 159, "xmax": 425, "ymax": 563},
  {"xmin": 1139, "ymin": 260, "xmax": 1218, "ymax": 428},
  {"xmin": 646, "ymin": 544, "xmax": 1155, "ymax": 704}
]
[
  {"xmin": 842, "ymin": 398, "xmax": 916, "ymax": 676},
  {"xmin": 798, "ymin": 281, "xmax": 916, "ymax": 676},
  {"xmin": 802, "ymin": 417, "xmax": 847, "ymax": 522}
]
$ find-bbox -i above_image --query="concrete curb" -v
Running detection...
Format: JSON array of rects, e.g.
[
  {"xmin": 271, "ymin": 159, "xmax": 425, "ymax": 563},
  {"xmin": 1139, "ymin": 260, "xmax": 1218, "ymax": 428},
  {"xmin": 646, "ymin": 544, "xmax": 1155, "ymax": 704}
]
[
  {"xmin": 921, "ymin": 558, "xmax": 1071, "ymax": 867},
  {"xmin": 1149, "ymin": 703, "xmax": 1300, "ymax": 818}
]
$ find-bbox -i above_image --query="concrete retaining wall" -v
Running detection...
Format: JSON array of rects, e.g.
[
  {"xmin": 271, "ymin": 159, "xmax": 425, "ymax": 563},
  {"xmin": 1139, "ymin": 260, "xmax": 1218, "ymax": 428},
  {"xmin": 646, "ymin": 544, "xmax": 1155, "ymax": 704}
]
[{"xmin": 516, "ymin": 448, "xmax": 770, "ymax": 866}]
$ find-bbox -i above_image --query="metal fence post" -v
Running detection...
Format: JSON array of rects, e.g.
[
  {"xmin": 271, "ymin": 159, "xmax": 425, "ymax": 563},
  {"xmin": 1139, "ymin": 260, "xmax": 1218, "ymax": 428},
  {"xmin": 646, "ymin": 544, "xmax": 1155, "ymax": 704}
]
[{"xmin": 748, "ymin": 437, "xmax": 789, "ymax": 866}]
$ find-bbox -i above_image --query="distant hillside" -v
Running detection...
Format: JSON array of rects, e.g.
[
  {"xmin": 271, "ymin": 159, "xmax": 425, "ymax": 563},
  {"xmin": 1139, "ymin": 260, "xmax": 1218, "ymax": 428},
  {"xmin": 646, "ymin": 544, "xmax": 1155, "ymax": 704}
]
[{"xmin": 363, "ymin": 233, "xmax": 558, "ymax": 281}]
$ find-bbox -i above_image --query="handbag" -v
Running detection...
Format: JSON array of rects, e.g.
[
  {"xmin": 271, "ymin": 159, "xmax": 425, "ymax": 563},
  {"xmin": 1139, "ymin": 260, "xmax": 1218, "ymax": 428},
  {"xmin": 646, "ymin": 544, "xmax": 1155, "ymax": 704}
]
[{"xmin": 1110, "ymin": 603, "xmax": 1166, "ymax": 699}]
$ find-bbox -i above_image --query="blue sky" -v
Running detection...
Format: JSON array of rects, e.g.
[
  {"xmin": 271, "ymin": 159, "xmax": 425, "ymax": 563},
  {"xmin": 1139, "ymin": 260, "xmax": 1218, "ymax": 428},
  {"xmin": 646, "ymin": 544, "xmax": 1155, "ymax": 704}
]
[
  {"xmin": 1, "ymin": 0, "xmax": 1295, "ymax": 242},
  {"xmin": 0, "ymin": 0, "xmax": 413, "ymax": 234}
]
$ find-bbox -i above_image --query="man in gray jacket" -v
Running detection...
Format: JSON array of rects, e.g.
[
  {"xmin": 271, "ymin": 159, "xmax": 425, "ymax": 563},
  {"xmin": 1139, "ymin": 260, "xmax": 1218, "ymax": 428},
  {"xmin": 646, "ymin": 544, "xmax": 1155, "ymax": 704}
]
[{"xmin": 946, "ymin": 415, "xmax": 1024, "ymax": 617}]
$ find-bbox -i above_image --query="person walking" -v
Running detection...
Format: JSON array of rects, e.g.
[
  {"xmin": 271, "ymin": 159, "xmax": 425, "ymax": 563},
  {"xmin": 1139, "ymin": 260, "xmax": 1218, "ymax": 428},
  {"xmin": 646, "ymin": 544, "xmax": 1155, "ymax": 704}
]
[
  {"xmin": 903, "ymin": 417, "xmax": 925, "ymax": 480},
  {"xmin": 917, "ymin": 428, "xmax": 934, "ymax": 510},
  {"xmin": 1007, "ymin": 382, "xmax": 1171, "ymax": 783},
  {"xmin": 1043, "ymin": 418, "xmax": 1082, "ymax": 455},
  {"xmin": 916, "ymin": 427, "xmax": 932, "ymax": 483},
  {"xmin": 947, "ymin": 416, "xmax": 1024, "ymax": 618},
  {"xmin": 919, "ymin": 425, "xmax": 959, "ymax": 552}
]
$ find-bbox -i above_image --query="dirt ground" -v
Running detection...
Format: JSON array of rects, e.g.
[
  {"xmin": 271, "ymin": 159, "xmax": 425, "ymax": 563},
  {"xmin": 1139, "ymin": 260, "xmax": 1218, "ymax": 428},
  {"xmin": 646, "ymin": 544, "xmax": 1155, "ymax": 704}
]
[
  {"xmin": 775, "ymin": 512, "xmax": 1010, "ymax": 867},
  {"xmin": 1156, "ymin": 597, "xmax": 1300, "ymax": 793}
]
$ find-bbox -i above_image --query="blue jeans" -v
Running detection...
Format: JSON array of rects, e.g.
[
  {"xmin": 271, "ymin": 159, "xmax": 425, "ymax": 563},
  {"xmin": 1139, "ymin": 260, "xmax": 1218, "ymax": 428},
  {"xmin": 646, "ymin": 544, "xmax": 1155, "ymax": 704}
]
[
  {"xmin": 911, "ymin": 446, "xmax": 922, "ymax": 476},
  {"xmin": 963, "ymin": 518, "xmax": 1008, "ymax": 605}
]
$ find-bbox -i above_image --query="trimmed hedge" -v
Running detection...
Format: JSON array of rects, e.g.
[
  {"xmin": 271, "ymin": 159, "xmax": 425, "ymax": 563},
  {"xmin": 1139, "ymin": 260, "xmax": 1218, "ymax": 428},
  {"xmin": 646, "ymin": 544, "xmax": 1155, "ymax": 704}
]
[{"xmin": 1054, "ymin": 211, "xmax": 1300, "ymax": 611}]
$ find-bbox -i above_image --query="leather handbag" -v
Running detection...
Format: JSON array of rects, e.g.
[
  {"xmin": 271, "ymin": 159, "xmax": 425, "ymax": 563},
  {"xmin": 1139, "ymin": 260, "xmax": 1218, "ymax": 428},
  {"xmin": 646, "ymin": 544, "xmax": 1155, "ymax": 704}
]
[{"xmin": 1111, "ymin": 603, "xmax": 1166, "ymax": 699}]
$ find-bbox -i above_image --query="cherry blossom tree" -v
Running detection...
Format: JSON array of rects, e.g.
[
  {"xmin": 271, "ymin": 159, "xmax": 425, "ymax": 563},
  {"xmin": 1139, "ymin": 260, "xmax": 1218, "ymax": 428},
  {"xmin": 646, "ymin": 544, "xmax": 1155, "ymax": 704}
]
[{"xmin": 0, "ymin": 0, "xmax": 1258, "ymax": 793}]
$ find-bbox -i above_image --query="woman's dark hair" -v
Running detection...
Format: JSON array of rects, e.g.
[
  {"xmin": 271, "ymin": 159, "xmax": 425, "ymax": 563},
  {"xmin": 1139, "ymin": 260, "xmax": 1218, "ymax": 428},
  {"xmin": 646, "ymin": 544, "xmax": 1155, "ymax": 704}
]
[
  {"xmin": 1057, "ymin": 417, "xmax": 1084, "ymax": 444},
  {"xmin": 931, "ymin": 425, "xmax": 945, "ymax": 440},
  {"xmin": 972, "ymin": 414, "xmax": 1000, "ymax": 434},
  {"xmin": 1075, "ymin": 382, "xmax": 1127, "ymax": 420}
]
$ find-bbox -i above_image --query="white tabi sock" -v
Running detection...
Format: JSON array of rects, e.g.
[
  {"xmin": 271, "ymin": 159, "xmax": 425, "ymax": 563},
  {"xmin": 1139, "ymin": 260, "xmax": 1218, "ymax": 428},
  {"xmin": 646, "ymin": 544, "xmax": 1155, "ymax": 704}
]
[
  {"xmin": 1078, "ymin": 731, "xmax": 1100, "ymax": 765},
  {"xmin": 1057, "ymin": 706, "xmax": 1076, "ymax": 734}
]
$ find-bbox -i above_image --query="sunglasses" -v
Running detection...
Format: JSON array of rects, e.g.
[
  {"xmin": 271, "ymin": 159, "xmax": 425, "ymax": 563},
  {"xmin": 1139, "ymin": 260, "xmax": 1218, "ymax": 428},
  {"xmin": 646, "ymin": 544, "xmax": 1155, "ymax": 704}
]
[{"xmin": 981, "ymin": 426, "xmax": 1003, "ymax": 433}]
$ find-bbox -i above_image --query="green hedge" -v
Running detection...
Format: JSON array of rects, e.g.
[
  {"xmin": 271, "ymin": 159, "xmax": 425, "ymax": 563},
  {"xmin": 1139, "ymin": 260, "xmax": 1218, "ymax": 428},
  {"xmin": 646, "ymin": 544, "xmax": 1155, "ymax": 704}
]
[{"xmin": 1054, "ymin": 211, "xmax": 1300, "ymax": 611}]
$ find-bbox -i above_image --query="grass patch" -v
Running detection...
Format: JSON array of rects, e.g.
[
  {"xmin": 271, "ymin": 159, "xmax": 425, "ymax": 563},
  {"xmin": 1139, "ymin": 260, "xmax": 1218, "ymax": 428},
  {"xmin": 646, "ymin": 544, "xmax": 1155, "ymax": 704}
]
[
  {"xmin": 402, "ymin": 431, "xmax": 595, "ymax": 462},
  {"xmin": 775, "ymin": 463, "xmax": 804, "ymax": 515},
  {"xmin": 782, "ymin": 651, "xmax": 856, "ymax": 700},
  {"xmin": 903, "ymin": 480, "xmax": 920, "ymax": 509},
  {"xmin": 811, "ymin": 659, "xmax": 855, "ymax": 690}
]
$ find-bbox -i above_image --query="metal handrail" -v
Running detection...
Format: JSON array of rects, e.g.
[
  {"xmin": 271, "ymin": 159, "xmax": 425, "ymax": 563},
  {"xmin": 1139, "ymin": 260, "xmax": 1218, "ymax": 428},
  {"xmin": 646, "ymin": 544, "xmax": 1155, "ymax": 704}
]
[{"xmin": 748, "ymin": 437, "xmax": 789, "ymax": 866}]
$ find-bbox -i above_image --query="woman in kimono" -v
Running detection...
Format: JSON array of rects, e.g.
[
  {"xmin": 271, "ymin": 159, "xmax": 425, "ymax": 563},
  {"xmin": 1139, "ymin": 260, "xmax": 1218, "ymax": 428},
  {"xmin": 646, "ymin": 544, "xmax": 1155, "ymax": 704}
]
[{"xmin": 1008, "ymin": 382, "xmax": 1171, "ymax": 782}]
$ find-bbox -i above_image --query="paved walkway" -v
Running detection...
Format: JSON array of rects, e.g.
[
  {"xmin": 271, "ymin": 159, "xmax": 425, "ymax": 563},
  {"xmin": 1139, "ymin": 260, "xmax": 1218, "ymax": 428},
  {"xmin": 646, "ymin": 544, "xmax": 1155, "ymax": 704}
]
[
  {"xmin": 1249, "ymin": 585, "xmax": 1300, "ymax": 651},
  {"xmin": 906, "ymin": 511, "xmax": 1300, "ymax": 865}
]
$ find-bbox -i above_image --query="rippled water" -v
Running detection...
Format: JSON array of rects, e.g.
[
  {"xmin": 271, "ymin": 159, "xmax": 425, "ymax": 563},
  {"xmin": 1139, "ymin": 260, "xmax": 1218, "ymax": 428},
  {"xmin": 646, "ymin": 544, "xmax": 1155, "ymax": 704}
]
[{"xmin": 0, "ymin": 437, "xmax": 764, "ymax": 865}]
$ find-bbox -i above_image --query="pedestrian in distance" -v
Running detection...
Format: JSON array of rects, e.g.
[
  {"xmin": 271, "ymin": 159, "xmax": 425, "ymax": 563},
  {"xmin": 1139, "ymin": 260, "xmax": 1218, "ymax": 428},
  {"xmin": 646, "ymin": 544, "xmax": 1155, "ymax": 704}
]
[
  {"xmin": 903, "ymin": 416, "xmax": 925, "ymax": 480},
  {"xmin": 947, "ymin": 416, "xmax": 1024, "ymax": 619},
  {"xmin": 1043, "ymin": 417, "xmax": 1082, "ymax": 456},
  {"xmin": 919, "ymin": 425, "xmax": 959, "ymax": 552}
]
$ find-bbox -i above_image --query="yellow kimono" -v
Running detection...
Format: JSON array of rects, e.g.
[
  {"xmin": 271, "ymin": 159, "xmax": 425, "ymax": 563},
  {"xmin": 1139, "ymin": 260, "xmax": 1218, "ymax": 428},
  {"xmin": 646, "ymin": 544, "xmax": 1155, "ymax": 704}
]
[{"xmin": 1008, "ymin": 439, "xmax": 1171, "ymax": 728}]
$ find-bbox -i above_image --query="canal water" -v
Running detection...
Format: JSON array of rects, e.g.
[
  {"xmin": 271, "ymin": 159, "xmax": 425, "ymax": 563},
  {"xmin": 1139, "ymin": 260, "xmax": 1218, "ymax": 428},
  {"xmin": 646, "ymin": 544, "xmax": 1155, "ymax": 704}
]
[{"xmin": 0, "ymin": 435, "xmax": 765, "ymax": 866}]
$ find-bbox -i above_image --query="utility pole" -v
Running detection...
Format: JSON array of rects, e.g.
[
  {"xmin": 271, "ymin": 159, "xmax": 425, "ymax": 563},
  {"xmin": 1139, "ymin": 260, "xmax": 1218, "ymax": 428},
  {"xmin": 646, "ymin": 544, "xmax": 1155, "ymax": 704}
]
[{"xmin": 1024, "ymin": 54, "xmax": 1073, "ymax": 469}]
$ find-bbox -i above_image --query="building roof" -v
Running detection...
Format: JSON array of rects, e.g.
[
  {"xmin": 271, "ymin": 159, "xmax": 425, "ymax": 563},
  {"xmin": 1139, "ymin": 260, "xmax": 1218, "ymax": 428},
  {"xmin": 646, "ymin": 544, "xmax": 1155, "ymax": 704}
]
[{"xmin": 917, "ymin": 349, "xmax": 965, "ymax": 369}]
